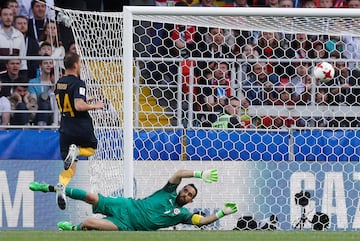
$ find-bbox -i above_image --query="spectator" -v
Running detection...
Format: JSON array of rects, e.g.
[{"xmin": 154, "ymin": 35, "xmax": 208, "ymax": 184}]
[
  {"xmin": 0, "ymin": 7, "xmax": 27, "ymax": 73},
  {"xmin": 28, "ymin": 41, "xmax": 53, "ymax": 78},
  {"xmin": 0, "ymin": 79, "xmax": 11, "ymax": 129},
  {"xmin": 39, "ymin": 19, "xmax": 65, "ymax": 72},
  {"xmin": 290, "ymin": 62, "xmax": 312, "ymax": 104},
  {"xmin": 255, "ymin": 31, "xmax": 295, "ymax": 77},
  {"xmin": 347, "ymin": 0, "xmax": 360, "ymax": 7},
  {"xmin": 232, "ymin": 29, "xmax": 255, "ymax": 57},
  {"xmin": 0, "ymin": 59, "xmax": 22, "ymax": 97},
  {"xmin": 223, "ymin": 1, "xmax": 253, "ymax": 56},
  {"xmin": 290, "ymin": 33, "xmax": 313, "ymax": 59},
  {"xmin": 28, "ymin": 58, "xmax": 54, "ymax": 125},
  {"xmin": 279, "ymin": 0, "xmax": 294, "ymax": 7},
  {"xmin": 224, "ymin": 0, "xmax": 249, "ymax": 7},
  {"xmin": 293, "ymin": 71, "xmax": 313, "ymax": 127},
  {"xmin": 38, "ymin": 40, "xmax": 52, "ymax": 55},
  {"xmin": 319, "ymin": 0, "xmax": 334, "ymax": 7},
  {"xmin": 67, "ymin": 41, "xmax": 77, "ymax": 54},
  {"xmin": 8, "ymin": 79, "xmax": 37, "ymax": 125},
  {"xmin": 3, "ymin": 0, "xmax": 19, "ymax": 18},
  {"xmin": 196, "ymin": 62, "xmax": 232, "ymax": 126},
  {"xmin": 311, "ymin": 87, "xmax": 332, "ymax": 127},
  {"xmin": 193, "ymin": 68, "xmax": 213, "ymax": 126},
  {"xmin": 309, "ymin": 40, "xmax": 329, "ymax": 59},
  {"xmin": 27, "ymin": 0, "xmax": 49, "ymax": 43},
  {"xmin": 212, "ymin": 96, "xmax": 242, "ymax": 128},
  {"xmin": 266, "ymin": 0, "xmax": 279, "ymax": 7},
  {"xmin": 14, "ymin": 15, "xmax": 40, "ymax": 79},
  {"xmin": 327, "ymin": 56, "xmax": 349, "ymax": 127},
  {"xmin": 325, "ymin": 35, "xmax": 345, "ymax": 56},
  {"xmin": 193, "ymin": 0, "xmax": 217, "ymax": 7},
  {"xmin": 259, "ymin": 82, "xmax": 297, "ymax": 129},
  {"xmin": 169, "ymin": 9, "xmax": 198, "ymax": 122},
  {"xmin": 277, "ymin": 0, "xmax": 296, "ymax": 56},
  {"xmin": 255, "ymin": 32, "xmax": 282, "ymax": 63},
  {"xmin": 328, "ymin": 56, "xmax": 360, "ymax": 127},
  {"xmin": 202, "ymin": 27, "xmax": 235, "ymax": 60},
  {"xmin": 243, "ymin": 62, "xmax": 277, "ymax": 105},
  {"xmin": 239, "ymin": 94, "xmax": 253, "ymax": 128},
  {"xmin": 342, "ymin": 1, "xmax": 360, "ymax": 70},
  {"xmin": 18, "ymin": 0, "xmax": 55, "ymax": 20},
  {"xmin": 302, "ymin": 0, "xmax": 316, "ymax": 7},
  {"xmin": 207, "ymin": 61, "xmax": 232, "ymax": 105},
  {"xmin": 238, "ymin": 44, "xmax": 259, "ymax": 82},
  {"xmin": 197, "ymin": 27, "xmax": 235, "ymax": 76},
  {"xmin": 275, "ymin": 82, "xmax": 296, "ymax": 122}
]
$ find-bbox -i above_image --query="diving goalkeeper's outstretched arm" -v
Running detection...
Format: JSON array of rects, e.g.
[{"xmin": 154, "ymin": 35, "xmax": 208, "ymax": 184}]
[
  {"xmin": 168, "ymin": 169, "xmax": 238, "ymax": 226},
  {"xmin": 195, "ymin": 202, "xmax": 238, "ymax": 226},
  {"xmin": 168, "ymin": 169, "xmax": 219, "ymax": 184}
]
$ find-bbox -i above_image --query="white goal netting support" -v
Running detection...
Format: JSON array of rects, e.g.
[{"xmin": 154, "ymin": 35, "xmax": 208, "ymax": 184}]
[{"xmin": 57, "ymin": 6, "xmax": 360, "ymax": 230}]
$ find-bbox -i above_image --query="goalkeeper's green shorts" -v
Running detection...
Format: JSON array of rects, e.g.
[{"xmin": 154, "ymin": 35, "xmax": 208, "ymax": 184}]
[{"xmin": 92, "ymin": 193, "xmax": 133, "ymax": 231}]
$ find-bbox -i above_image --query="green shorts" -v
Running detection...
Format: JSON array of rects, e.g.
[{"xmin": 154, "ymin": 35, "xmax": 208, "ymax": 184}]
[{"xmin": 92, "ymin": 194, "xmax": 133, "ymax": 231}]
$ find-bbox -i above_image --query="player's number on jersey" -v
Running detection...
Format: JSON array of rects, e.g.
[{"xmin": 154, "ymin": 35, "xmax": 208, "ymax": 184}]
[{"xmin": 56, "ymin": 93, "xmax": 75, "ymax": 117}]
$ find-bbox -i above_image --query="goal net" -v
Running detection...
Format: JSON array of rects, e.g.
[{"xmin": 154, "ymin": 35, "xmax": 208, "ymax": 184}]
[{"xmin": 57, "ymin": 6, "xmax": 360, "ymax": 231}]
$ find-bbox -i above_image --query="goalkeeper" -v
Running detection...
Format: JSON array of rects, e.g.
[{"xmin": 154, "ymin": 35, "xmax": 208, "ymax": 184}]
[{"xmin": 29, "ymin": 169, "xmax": 238, "ymax": 231}]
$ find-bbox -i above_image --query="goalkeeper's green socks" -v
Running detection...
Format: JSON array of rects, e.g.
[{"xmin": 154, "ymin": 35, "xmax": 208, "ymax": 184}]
[
  {"xmin": 65, "ymin": 187, "xmax": 87, "ymax": 201},
  {"xmin": 29, "ymin": 182, "xmax": 87, "ymax": 201}
]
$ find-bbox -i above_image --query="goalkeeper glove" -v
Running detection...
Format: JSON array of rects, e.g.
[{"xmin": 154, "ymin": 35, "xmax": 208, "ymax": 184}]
[
  {"xmin": 216, "ymin": 202, "xmax": 238, "ymax": 219},
  {"xmin": 194, "ymin": 169, "xmax": 218, "ymax": 183}
]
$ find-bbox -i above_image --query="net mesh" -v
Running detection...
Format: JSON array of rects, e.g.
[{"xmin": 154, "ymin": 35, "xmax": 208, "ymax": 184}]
[
  {"xmin": 58, "ymin": 9, "xmax": 125, "ymax": 196},
  {"xmin": 57, "ymin": 6, "xmax": 360, "ymax": 230}
]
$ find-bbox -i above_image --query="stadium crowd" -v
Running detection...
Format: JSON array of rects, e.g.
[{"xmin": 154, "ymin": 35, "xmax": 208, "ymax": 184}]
[
  {"xmin": 0, "ymin": 0, "xmax": 359, "ymax": 129},
  {"xmin": 141, "ymin": 0, "xmax": 360, "ymax": 129}
]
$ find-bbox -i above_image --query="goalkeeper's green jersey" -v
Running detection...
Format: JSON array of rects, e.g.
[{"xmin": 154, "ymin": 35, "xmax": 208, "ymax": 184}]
[{"xmin": 94, "ymin": 182, "xmax": 194, "ymax": 231}]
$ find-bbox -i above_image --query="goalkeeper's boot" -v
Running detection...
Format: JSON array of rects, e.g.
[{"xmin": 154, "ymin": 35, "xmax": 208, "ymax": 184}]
[
  {"xmin": 29, "ymin": 182, "xmax": 50, "ymax": 192},
  {"xmin": 57, "ymin": 221, "xmax": 75, "ymax": 231},
  {"xmin": 56, "ymin": 183, "xmax": 67, "ymax": 210},
  {"xmin": 64, "ymin": 144, "xmax": 79, "ymax": 170}
]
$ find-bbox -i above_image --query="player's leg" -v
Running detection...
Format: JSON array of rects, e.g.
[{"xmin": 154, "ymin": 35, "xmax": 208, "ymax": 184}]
[
  {"xmin": 57, "ymin": 133, "xmax": 76, "ymax": 209},
  {"xmin": 61, "ymin": 131, "xmax": 98, "ymax": 172},
  {"xmin": 82, "ymin": 218, "xmax": 120, "ymax": 230},
  {"xmin": 57, "ymin": 218, "xmax": 119, "ymax": 231},
  {"xmin": 61, "ymin": 134, "xmax": 79, "ymax": 171},
  {"xmin": 63, "ymin": 132, "xmax": 98, "ymax": 171},
  {"xmin": 63, "ymin": 143, "xmax": 79, "ymax": 170},
  {"xmin": 29, "ymin": 182, "xmax": 99, "ymax": 205},
  {"xmin": 76, "ymin": 132, "xmax": 98, "ymax": 160},
  {"xmin": 57, "ymin": 133, "xmax": 98, "ymax": 210}
]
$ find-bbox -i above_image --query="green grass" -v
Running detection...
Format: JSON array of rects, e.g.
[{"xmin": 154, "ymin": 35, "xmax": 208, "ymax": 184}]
[{"xmin": 2, "ymin": 231, "xmax": 360, "ymax": 241}]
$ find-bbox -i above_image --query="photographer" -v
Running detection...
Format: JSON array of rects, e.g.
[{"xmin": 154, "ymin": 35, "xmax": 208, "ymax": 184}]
[{"xmin": 294, "ymin": 191, "xmax": 329, "ymax": 231}]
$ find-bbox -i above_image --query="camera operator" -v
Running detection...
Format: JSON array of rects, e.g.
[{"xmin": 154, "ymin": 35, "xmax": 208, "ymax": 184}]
[{"xmin": 293, "ymin": 191, "xmax": 329, "ymax": 231}]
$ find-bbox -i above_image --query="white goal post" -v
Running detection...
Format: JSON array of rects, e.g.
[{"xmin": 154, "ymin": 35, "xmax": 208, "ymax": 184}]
[{"xmin": 56, "ymin": 6, "xmax": 360, "ymax": 230}]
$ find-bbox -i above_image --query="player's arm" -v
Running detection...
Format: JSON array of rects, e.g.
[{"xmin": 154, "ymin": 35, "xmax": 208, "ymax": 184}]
[
  {"xmin": 168, "ymin": 169, "xmax": 218, "ymax": 185},
  {"xmin": 74, "ymin": 98, "xmax": 104, "ymax": 111},
  {"xmin": 191, "ymin": 202, "xmax": 238, "ymax": 226}
]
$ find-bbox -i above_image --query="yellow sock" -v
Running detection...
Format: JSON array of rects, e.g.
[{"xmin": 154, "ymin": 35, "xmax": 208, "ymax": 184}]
[
  {"xmin": 59, "ymin": 168, "xmax": 75, "ymax": 187},
  {"xmin": 78, "ymin": 147, "xmax": 95, "ymax": 157}
]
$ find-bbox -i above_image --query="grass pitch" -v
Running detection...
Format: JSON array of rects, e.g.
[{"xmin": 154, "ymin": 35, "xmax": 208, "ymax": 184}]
[{"xmin": 2, "ymin": 231, "xmax": 360, "ymax": 241}]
